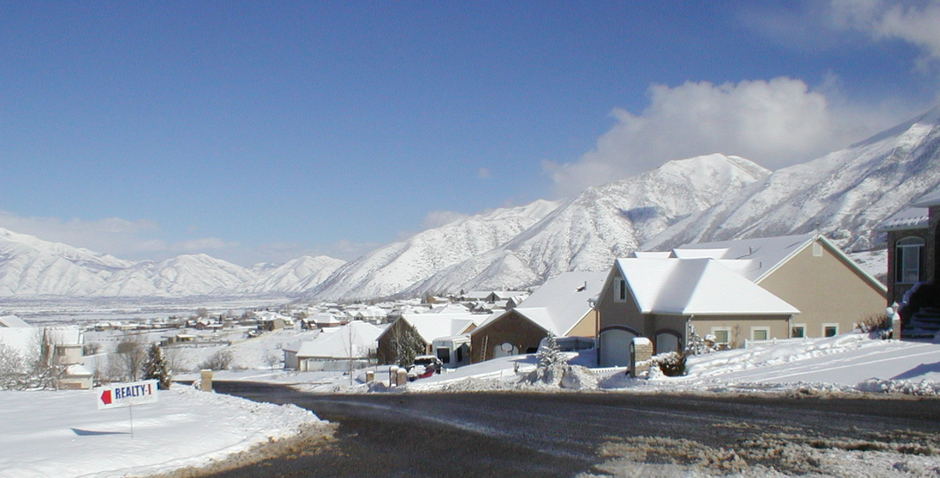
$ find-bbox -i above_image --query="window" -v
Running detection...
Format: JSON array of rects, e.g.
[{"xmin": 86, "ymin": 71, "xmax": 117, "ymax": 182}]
[
  {"xmin": 436, "ymin": 348, "xmax": 451, "ymax": 364},
  {"xmin": 823, "ymin": 323, "xmax": 839, "ymax": 337},
  {"xmin": 791, "ymin": 324, "xmax": 806, "ymax": 338},
  {"xmin": 812, "ymin": 243, "xmax": 823, "ymax": 257},
  {"xmin": 711, "ymin": 328, "xmax": 731, "ymax": 346},
  {"xmin": 751, "ymin": 327, "xmax": 770, "ymax": 341},
  {"xmin": 896, "ymin": 237, "xmax": 925, "ymax": 284},
  {"xmin": 655, "ymin": 332, "xmax": 681, "ymax": 354},
  {"xmin": 613, "ymin": 277, "xmax": 627, "ymax": 303}
]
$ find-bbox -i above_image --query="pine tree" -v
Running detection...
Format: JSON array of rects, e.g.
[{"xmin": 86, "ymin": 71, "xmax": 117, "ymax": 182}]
[
  {"xmin": 143, "ymin": 344, "xmax": 172, "ymax": 389},
  {"xmin": 531, "ymin": 332, "xmax": 567, "ymax": 384}
]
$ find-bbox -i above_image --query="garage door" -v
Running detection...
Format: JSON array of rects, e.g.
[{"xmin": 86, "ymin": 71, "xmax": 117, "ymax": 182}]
[{"xmin": 599, "ymin": 329, "xmax": 634, "ymax": 367}]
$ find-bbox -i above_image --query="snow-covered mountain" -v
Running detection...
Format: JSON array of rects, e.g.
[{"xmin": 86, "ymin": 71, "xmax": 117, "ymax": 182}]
[
  {"xmin": 3, "ymin": 106, "xmax": 938, "ymax": 301},
  {"xmin": 399, "ymin": 154, "xmax": 769, "ymax": 296},
  {"xmin": 0, "ymin": 227, "xmax": 344, "ymax": 297},
  {"xmin": 0, "ymin": 228, "xmax": 133, "ymax": 296},
  {"xmin": 306, "ymin": 200, "xmax": 561, "ymax": 301},
  {"xmin": 644, "ymin": 106, "xmax": 940, "ymax": 252},
  {"xmin": 245, "ymin": 256, "xmax": 346, "ymax": 295}
]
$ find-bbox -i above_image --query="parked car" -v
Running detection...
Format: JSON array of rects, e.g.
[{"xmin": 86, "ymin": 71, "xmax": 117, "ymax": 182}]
[{"xmin": 407, "ymin": 355, "xmax": 443, "ymax": 381}]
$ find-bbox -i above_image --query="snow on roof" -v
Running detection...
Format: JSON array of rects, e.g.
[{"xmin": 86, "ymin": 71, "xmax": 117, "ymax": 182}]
[
  {"xmin": 312, "ymin": 312, "xmax": 340, "ymax": 324},
  {"xmin": 879, "ymin": 206, "xmax": 930, "ymax": 231},
  {"xmin": 0, "ymin": 315, "xmax": 30, "ymax": 328},
  {"xmin": 630, "ymin": 251, "xmax": 672, "ymax": 259},
  {"xmin": 401, "ymin": 313, "xmax": 484, "ymax": 343},
  {"xmin": 673, "ymin": 232, "xmax": 816, "ymax": 282},
  {"xmin": 290, "ymin": 321, "xmax": 382, "ymax": 359},
  {"xmin": 615, "ymin": 258, "xmax": 799, "ymax": 316},
  {"xmin": 44, "ymin": 326, "xmax": 82, "ymax": 345},
  {"xmin": 508, "ymin": 271, "xmax": 608, "ymax": 335},
  {"xmin": 912, "ymin": 190, "xmax": 940, "ymax": 208},
  {"xmin": 431, "ymin": 302, "xmax": 470, "ymax": 314}
]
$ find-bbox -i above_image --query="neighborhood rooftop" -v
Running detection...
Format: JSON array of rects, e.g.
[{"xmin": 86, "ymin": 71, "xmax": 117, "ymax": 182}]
[
  {"xmin": 615, "ymin": 258, "xmax": 800, "ymax": 315},
  {"xmin": 671, "ymin": 232, "xmax": 817, "ymax": 282},
  {"xmin": 506, "ymin": 271, "xmax": 607, "ymax": 335}
]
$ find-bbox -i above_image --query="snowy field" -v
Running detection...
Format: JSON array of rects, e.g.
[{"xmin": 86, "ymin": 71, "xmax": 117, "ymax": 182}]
[{"xmin": 0, "ymin": 385, "xmax": 329, "ymax": 478}]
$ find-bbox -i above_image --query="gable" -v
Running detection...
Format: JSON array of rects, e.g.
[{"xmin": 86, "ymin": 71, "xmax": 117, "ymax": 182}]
[{"xmin": 760, "ymin": 237, "xmax": 887, "ymax": 296}]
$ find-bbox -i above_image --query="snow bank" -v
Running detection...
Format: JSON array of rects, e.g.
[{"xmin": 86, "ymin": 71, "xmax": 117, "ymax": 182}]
[{"xmin": 0, "ymin": 386, "xmax": 329, "ymax": 478}]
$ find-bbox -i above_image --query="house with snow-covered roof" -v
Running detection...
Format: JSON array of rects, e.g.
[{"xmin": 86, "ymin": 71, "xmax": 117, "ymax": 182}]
[
  {"xmin": 879, "ymin": 190, "xmax": 940, "ymax": 336},
  {"xmin": 375, "ymin": 312, "xmax": 484, "ymax": 365},
  {"xmin": 596, "ymin": 233, "xmax": 886, "ymax": 367},
  {"xmin": 283, "ymin": 321, "xmax": 382, "ymax": 371},
  {"xmin": 470, "ymin": 271, "xmax": 606, "ymax": 362}
]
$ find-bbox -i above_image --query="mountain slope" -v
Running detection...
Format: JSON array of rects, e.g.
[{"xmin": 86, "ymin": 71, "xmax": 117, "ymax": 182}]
[
  {"xmin": 0, "ymin": 228, "xmax": 344, "ymax": 297},
  {"xmin": 307, "ymin": 200, "xmax": 560, "ymax": 300},
  {"xmin": 644, "ymin": 106, "xmax": 940, "ymax": 252},
  {"xmin": 401, "ymin": 154, "xmax": 770, "ymax": 295},
  {"xmin": 246, "ymin": 256, "xmax": 346, "ymax": 294}
]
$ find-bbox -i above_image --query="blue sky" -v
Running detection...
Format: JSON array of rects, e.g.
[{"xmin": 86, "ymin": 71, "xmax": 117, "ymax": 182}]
[{"xmin": 1, "ymin": 1, "xmax": 939, "ymax": 265}]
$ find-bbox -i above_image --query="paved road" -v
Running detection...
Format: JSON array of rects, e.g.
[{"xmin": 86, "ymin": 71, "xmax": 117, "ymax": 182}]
[{"xmin": 208, "ymin": 382, "xmax": 940, "ymax": 477}]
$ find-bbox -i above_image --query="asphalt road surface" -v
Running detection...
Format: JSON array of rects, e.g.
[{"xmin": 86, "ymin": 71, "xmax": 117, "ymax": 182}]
[{"xmin": 208, "ymin": 382, "xmax": 940, "ymax": 477}]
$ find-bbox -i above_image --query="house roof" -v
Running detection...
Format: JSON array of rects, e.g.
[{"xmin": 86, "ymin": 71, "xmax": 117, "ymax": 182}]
[
  {"xmin": 505, "ymin": 271, "xmax": 608, "ymax": 335},
  {"xmin": 672, "ymin": 232, "xmax": 816, "ymax": 282},
  {"xmin": 399, "ymin": 313, "xmax": 485, "ymax": 343},
  {"xmin": 286, "ymin": 321, "xmax": 382, "ymax": 359},
  {"xmin": 879, "ymin": 206, "xmax": 929, "ymax": 231},
  {"xmin": 0, "ymin": 315, "xmax": 30, "ymax": 328},
  {"xmin": 615, "ymin": 258, "xmax": 799, "ymax": 316},
  {"xmin": 912, "ymin": 190, "xmax": 940, "ymax": 208}
]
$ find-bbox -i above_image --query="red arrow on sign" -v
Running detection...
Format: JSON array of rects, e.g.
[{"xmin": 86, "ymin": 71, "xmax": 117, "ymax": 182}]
[{"xmin": 100, "ymin": 389, "xmax": 112, "ymax": 405}]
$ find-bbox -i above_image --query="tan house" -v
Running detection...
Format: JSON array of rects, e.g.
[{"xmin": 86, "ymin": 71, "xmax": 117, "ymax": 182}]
[
  {"xmin": 596, "ymin": 233, "xmax": 887, "ymax": 367},
  {"xmin": 376, "ymin": 313, "xmax": 482, "ymax": 365},
  {"xmin": 470, "ymin": 271, "xmax": 606, "ymax": 362}
]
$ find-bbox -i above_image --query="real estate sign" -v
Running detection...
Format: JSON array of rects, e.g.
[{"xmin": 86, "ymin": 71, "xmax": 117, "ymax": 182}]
[{"xmin": 96, "ymin": 380, "xmax": 159, "ymax": 410}]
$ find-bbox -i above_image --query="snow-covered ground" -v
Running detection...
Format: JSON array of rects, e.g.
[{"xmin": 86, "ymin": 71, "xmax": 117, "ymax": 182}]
[
  {"xmin": 0, "ymin": 385, "xmax": 329, "ymax": 478},
  {"xmin": 251, "ymin": 332, "xmax": 940, "ymax": 396}
]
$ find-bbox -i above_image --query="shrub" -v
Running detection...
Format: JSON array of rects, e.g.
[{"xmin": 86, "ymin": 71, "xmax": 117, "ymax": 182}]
[
  {"xmin": 856, "ymin": 312, "xmax": 890, "ymax": 333},
  {"xmin": 651, "ymin": 352, "xmax": 687, "ymax": 377},
  {"xmin": 200, "ymin": 350, "xmax": 233, "ymax": 371}
]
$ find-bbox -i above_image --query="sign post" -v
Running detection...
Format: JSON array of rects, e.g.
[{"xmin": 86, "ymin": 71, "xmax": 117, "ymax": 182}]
[{"xmin": 96, "ymin": 379, "xmax": 159, "ymax": 438}]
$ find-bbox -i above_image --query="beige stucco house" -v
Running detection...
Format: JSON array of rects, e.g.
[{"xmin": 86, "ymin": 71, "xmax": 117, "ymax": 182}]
[
  {"xmin": 596, "ymin": 233, "xmax": 887, "ymax": 367},
  {"xmin": 470, "ymin": 271, "xmax": 606, "ymax": 363}
]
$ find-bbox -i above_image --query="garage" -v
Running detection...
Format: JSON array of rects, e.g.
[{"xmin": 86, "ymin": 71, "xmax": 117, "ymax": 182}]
[{"xmin": 599, "ymin": 328, "xmax": 635, "ymax": 367}]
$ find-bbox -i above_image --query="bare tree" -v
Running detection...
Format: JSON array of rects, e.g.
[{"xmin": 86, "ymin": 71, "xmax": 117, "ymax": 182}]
[
  {"xmin": 115, "ymin": 334, "xmax": 147, "ymax": 381},
  {"xmin": 199, "ymin": 349, "xmax": 233, "ymax": 370}
]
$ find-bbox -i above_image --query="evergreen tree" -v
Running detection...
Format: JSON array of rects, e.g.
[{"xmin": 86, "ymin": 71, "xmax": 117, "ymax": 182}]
[
  {"xmin": 531, "ymin": 332, "xmax": 567, "ymax": 384},
  {"xmin": 143, "ymin": 344, "xmax": 172, "ymax": 389}
]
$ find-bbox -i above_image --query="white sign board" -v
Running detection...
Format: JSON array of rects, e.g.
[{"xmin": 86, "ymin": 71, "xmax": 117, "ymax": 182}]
[{"xmin": 96, "ymin": 380, "xmax": 159, "ymax": 410}]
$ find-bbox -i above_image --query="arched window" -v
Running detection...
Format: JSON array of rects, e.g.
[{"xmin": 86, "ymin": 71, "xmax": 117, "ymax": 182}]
[{"xmin": 896, "ymin": 237, "xmax": 925, "ymax": 284}]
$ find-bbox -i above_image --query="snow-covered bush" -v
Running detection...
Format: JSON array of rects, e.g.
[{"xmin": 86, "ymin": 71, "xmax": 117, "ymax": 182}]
[
  {"xmin": 650, "ymin": 352, "xmax": 687, "ymax": 377},
  {"xmin": 528, "ymin": 333, "xmax": 567, "ymax": 385},
  {"xmin": 855, "ymin": 312, "xmax": 890, "ymax": 334}
]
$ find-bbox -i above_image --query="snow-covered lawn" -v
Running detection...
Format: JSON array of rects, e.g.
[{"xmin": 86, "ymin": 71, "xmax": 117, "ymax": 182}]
[
  {"xmin": 277, "ymin": 332, "xmax": 940, "ymax": 395},
  {"xmin": 0, "ymin": 385, "xmax": 329, "ymax": 478},
  {"xmin": 671, "ymin": 333, "xmax": 940, "ymax": 391}
]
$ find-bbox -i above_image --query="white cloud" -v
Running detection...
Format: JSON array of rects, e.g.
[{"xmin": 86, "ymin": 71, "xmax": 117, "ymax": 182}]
[
  {"xmin": 422, "ymin": 210, "xmax": 469, "ymax": 229},
  {"xmin": 545, "ymin": 77, "xmax": 907, "ymax": 196},
  {"xmin": 0, "ymin": 211, "xmax": 239, "ymax": 259},
  {"xmin": 830, "ymin": 0, "xmax": 940, "ymax": 61},
  {"xmin": 0, "ymin": 211, "xmax": 164, "ymax": 256},
  {"xmin": 477, "ymin": 167, "xmax": 492, "ymax": 179}
]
